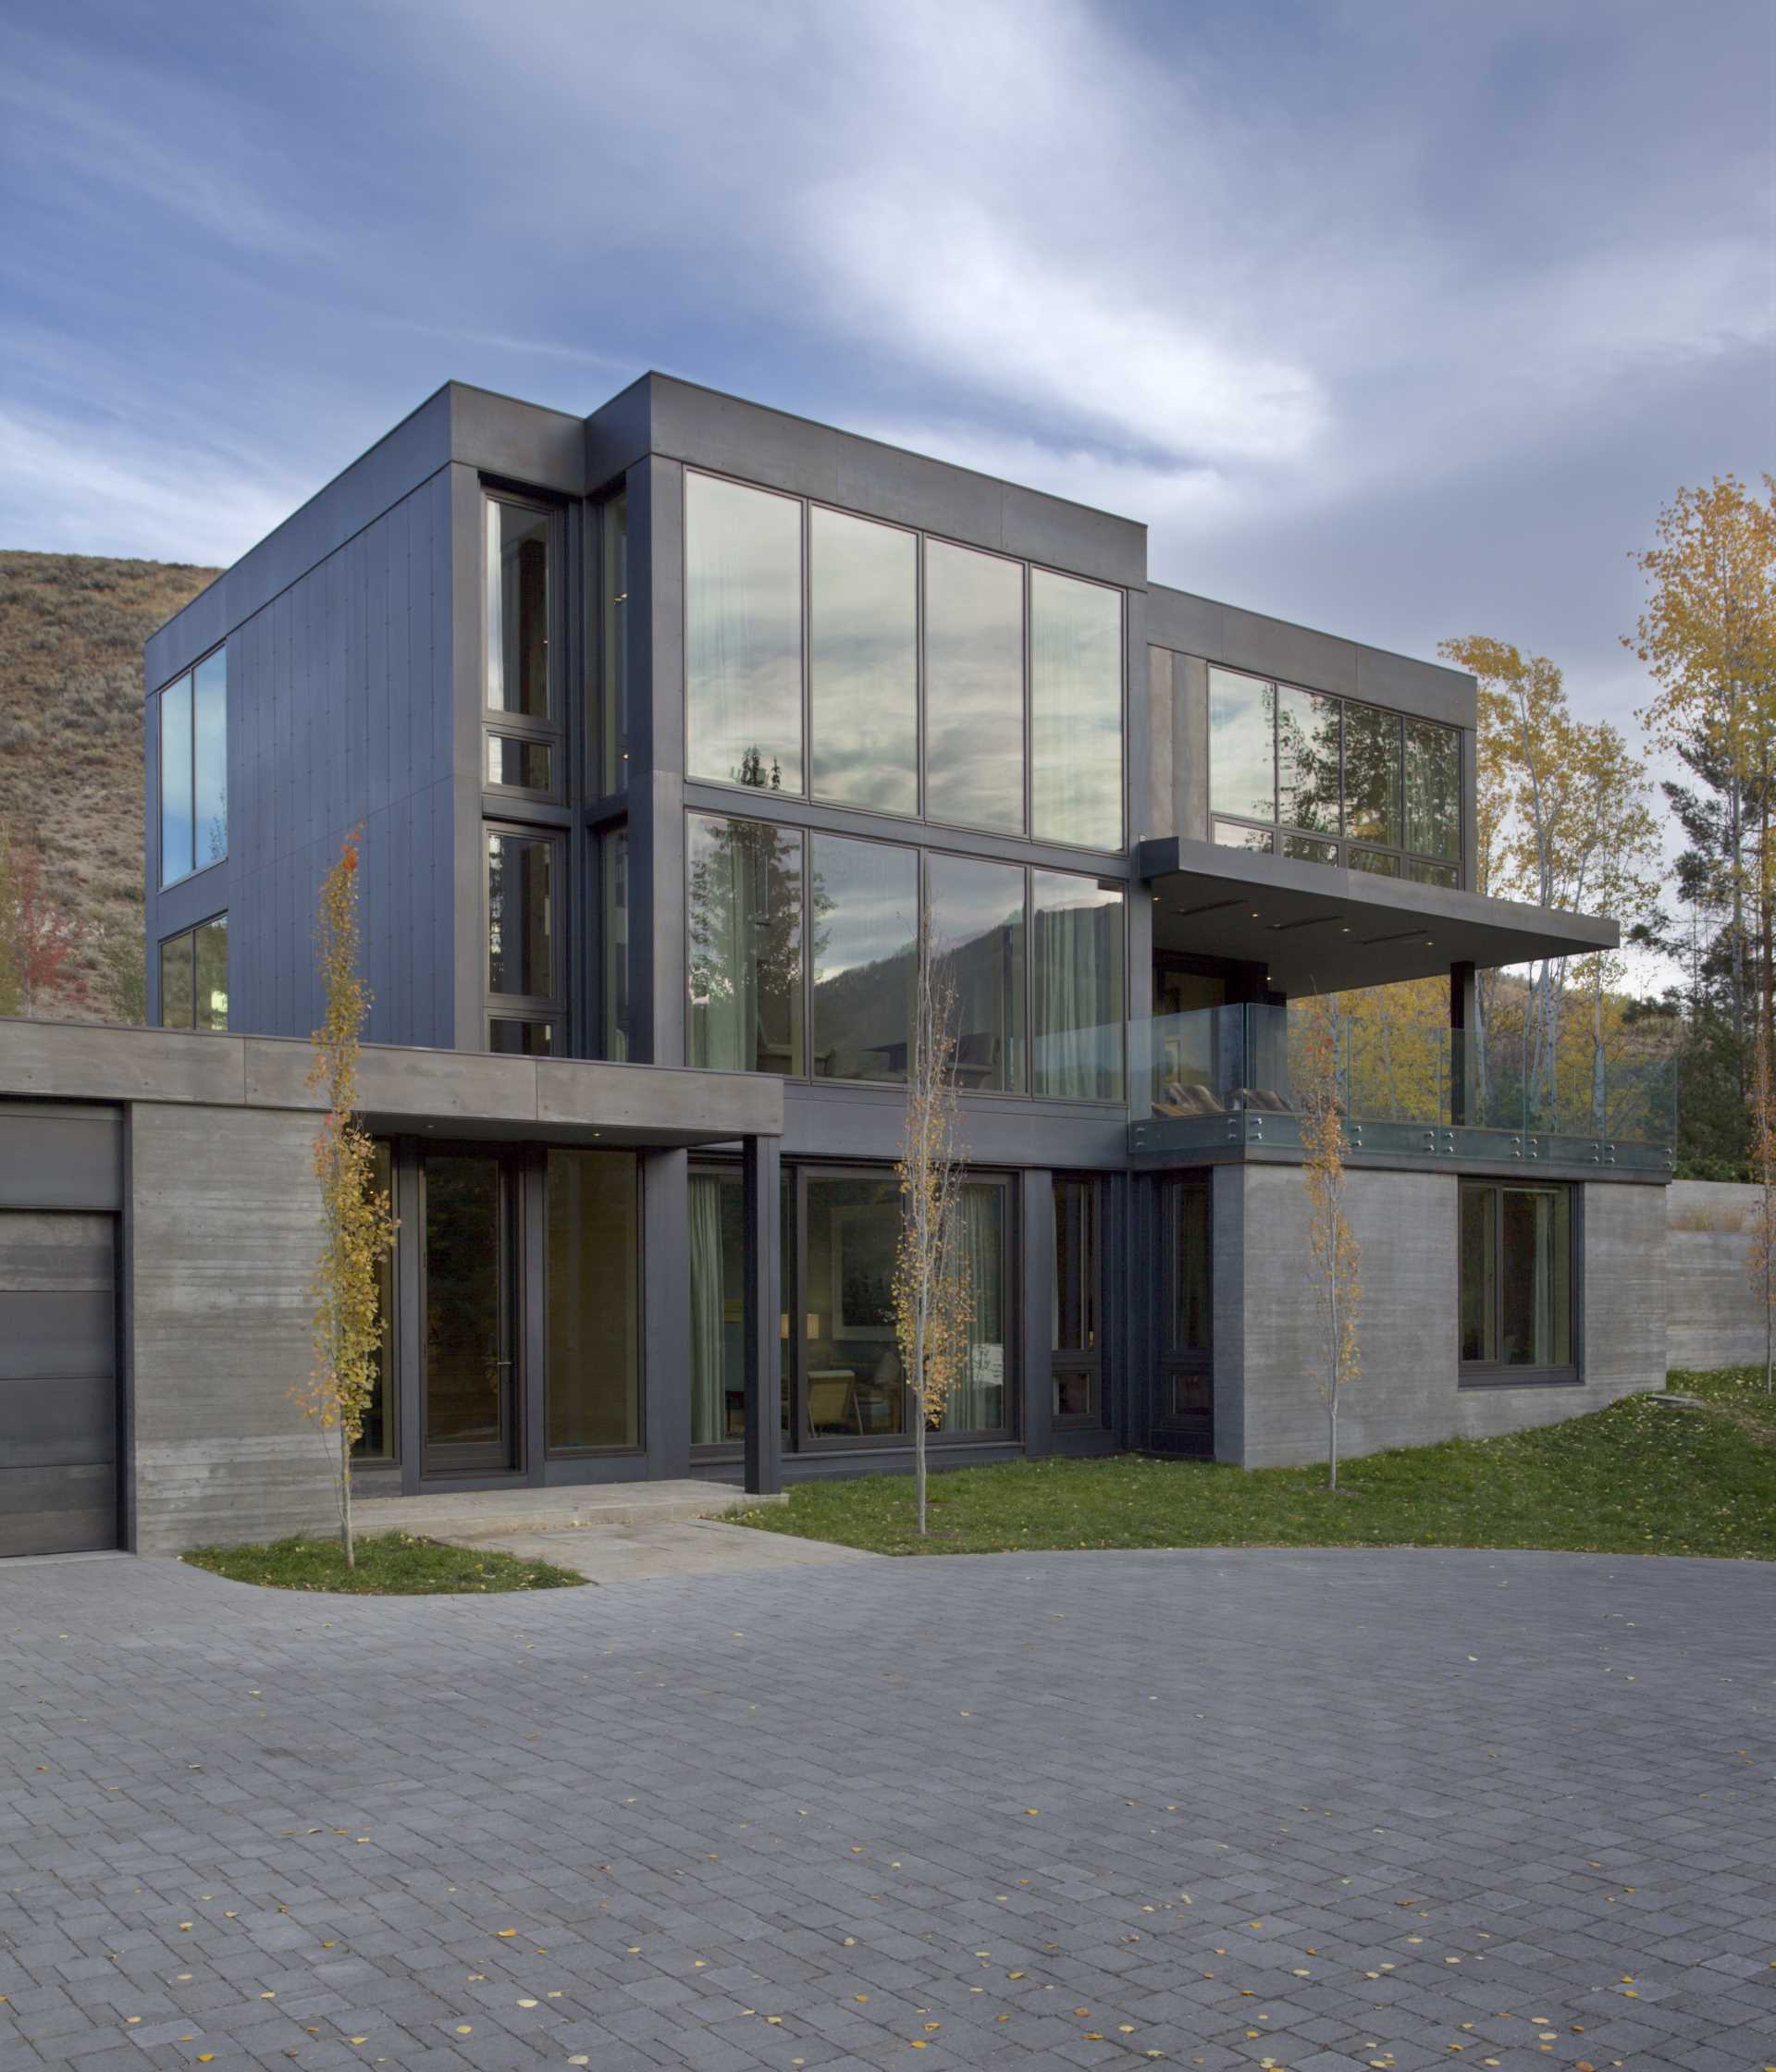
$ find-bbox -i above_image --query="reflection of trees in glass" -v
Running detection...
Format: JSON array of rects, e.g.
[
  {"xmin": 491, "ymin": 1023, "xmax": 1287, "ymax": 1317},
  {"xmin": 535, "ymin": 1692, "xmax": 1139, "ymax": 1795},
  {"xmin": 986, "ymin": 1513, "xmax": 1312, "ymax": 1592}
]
[
  {"xmin": 1277, "ymin": 688, "xmax": 1340, "ymax": 833},
  {"xmin": 687, "ymin": 813, "xmax": 808, "ymax": 1072},
  {"xmin": 1341, "ymin": 705, "xmax": 1401, "ymax": 845},
  {"xmin": 1402, "ymin": 720, "xmax": 1459, "ymax": 860},
  {"xmin": 735, "ymin": 745, "xmax": 784, "ymax": 792}
]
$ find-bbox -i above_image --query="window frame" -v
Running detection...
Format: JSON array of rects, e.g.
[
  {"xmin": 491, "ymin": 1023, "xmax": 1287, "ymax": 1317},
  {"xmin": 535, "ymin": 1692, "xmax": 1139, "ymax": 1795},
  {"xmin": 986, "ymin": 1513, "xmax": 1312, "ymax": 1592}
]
[
  {"xmin": 484, "ymin": 820, "xmax": 565, "ymax": 1045},
  {"xmin": 683, "ymin": 806, "xmax": 1128, "ymax": 1103},
  {"xmin": 482, "ymin": 488, "xmax": 566, "ymax": 805},
  {"xmin": 1206, "ymin": 666, "xmax": 1464, "ymax": 887},
  {"xmin": 1457, "ymin": 1178, "xmax": 1581, "ymax": 1387},
  {"xmin": 156, "ymin": 911, "xmax": 228, "ymax": 1031},
  {"xmin": 680, "ymin": 465, "xmax": 1128, "ymax": 860},
  {"xmin": 155, "ymin": 643, "xmax": 228, "ymax": 890}
]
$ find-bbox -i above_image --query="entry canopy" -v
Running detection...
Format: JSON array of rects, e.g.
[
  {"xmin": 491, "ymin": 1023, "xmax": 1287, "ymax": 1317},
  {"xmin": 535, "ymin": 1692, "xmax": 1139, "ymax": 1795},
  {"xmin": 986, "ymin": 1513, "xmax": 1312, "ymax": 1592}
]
[{"xmin": 1138, "ymin": 837, "xmax": 1618, "ymax": 997}]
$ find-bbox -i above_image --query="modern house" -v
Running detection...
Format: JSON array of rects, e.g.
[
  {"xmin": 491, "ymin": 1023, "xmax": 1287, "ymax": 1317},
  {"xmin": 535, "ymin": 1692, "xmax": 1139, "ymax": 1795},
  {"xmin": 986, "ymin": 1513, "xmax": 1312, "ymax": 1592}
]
[{"xmin": 0, "ymin": 374, "xmax": 1684, "ymax": 1557}]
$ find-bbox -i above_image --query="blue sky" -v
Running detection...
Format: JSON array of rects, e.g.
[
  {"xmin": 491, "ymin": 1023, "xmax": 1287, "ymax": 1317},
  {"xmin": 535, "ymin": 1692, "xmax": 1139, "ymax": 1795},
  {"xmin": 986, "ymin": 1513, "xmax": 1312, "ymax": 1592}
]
[{"xmin": 1, "ymin": 0, "xmax": 1770, "ymax": 747}]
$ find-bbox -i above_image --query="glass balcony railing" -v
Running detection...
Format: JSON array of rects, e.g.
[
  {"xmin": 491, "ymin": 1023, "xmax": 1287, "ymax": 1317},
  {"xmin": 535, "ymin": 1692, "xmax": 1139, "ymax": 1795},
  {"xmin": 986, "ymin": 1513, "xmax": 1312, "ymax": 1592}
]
[{"xmin": 1132, "ymin": 1003, "xmax": 1677, "ymax": 1153}]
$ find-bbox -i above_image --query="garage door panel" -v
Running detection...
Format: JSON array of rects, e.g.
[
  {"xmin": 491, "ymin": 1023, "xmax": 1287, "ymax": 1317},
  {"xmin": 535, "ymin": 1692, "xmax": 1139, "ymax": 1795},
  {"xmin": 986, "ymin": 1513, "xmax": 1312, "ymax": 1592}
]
[
  {"xmin": 0, "ymin": 1464, "xmax": 117, "ymax": 1557},
  {"xmin": 0, "ymin": 1374, "xmax": 117, "ymax": 1467},
  {"xmin": 0, "ymin": 1213, "xmax": 115, "ymax": 1292},
  {"xmin": 0, "ymin": 1291, "xmax": 116, "ymax": 1381}
]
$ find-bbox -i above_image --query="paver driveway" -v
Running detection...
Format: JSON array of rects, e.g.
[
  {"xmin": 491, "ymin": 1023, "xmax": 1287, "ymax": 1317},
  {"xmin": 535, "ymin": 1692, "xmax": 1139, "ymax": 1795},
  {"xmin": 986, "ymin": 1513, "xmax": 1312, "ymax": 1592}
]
[{"xmin": 1, "ymin": 1548, "xmax": 1771, "ymax": 2072}]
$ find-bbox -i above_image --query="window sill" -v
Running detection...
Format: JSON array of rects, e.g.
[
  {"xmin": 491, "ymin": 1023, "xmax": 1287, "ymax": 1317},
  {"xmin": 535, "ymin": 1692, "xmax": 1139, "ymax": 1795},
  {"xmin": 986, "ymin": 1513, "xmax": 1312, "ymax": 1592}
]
[{"xmin": 1457, "ymin": 1370, "xmax": 1582, "ymax": 1390}]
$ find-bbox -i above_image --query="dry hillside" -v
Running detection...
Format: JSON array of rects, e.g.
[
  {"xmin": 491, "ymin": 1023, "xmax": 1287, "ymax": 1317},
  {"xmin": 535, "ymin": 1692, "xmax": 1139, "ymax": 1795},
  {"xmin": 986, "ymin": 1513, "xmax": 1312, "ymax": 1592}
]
[{"xmin": 0, "ymin": 549, "xmax": 218, "ymax": 1017}]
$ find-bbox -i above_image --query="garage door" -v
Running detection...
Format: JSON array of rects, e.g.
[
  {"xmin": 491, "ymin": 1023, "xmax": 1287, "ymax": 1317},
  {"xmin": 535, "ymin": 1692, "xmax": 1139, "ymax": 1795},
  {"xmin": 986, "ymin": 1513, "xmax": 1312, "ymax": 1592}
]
[{"xmin": 0, "ymin": 1211, "xmax": 119, "ymax": 1555}]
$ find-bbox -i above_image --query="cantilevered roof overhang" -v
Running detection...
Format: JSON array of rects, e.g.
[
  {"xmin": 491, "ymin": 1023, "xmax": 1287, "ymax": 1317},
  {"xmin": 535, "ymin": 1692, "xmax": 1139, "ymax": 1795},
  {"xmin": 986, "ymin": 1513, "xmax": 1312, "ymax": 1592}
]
[{"xmin": 1137, "ymin": 837, "xmax": 1618, "ymax": 996}]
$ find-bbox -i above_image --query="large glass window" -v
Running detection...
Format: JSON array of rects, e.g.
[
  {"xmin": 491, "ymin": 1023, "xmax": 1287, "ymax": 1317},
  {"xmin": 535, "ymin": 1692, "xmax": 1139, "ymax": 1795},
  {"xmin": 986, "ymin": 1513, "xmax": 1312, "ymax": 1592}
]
[
  {"xmin": 924, "ymin": 539, "xmax": 1024, "ymax": 833},
  {"xmin": 157, "ymin": 916, "xmax": 228, "ymax": 1030},
  {"xmin": 942, "ymin": 1179, "xmax": 1009, "ymax": 1434},
  {"xmin": 599, "ymin": 492, "xmax": 628, "ymax": 793},
  {"xmin": 685, "ymin": 472, "xmax": 803, "ymax": 793},
  {"xmin": 1051, "ymin": 1175, "xmax": 1101, "ymax": 1424},
  {"xmin": 929, "ymin": 854, "xmax": 1026, "ymax": 1093},
  {"xmin": 1341, "ymin": 702, "xmax": 1401, "ymax": 846},
  {"xmin": 810, "ymin": 832, "xmax": 918, "ymax": 1083},
  {"xmin": 486, "ymin": 830, "xmax": 556, "ymax": 1003},
  {"xmin": 802, "ymin": 1173, "xmax": 905, "ymax": 1439},
  {"xmin": 1208, "ymin": 668, "xmax": 1275, "ymax": 823},
  {"xmin": 689, "ymin": 1166, "xmax": 795, "ymax": 1449},
  {"xmin": 810, "ymin": 507, "xmax": 917, "ymax": 815},
  {"xmin": 1404, "ymin": 718, "xmax": 1460, "ymax": 863},
  {"xmin": 687, "ymin": 811, "xmax": 804, "ymax": 1073},
  {"xmin": 1031, "ymin": 569, "xmax": 1122, "ymax": 849},
  {"xmin": 1459, "ymin": 1181, "xmax": 1574, "ymax": 1376},
  {"xmin": 1032, "ymin": 872, "xmax": 1124, "ymax": 1099},
  {"xmin": 157, "ymin": 651, "xmax": 228, "ymax": 888},
  {"xmin": 547, "ymin": 1150, "xmax": 640, "ymax": 1449},
  {"xmin": 1276, "ymin": 684, "xmax": 1339, "ymax": 833},
  {"xmin": 486, "ymin": 500, "xmax": 552, "ymax": 720}
]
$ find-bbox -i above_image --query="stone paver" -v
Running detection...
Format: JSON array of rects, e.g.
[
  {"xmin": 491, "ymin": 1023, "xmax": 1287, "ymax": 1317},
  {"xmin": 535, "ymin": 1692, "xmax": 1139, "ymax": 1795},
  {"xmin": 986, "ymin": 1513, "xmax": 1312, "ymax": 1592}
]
[
  {"xmin": 450, "ymin": 1518, "xmax": 879, "ymax": 1585},
  {"xmin": 0, "ymin": 1546, "xmax": 1771, "ymax": 2070}
]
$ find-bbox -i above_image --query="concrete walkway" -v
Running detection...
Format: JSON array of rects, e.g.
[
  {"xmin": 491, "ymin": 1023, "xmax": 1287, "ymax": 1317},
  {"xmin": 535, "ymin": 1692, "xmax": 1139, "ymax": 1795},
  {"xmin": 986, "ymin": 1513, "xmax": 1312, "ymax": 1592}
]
[
  {"xmin": 1, "ymin": 1547, "xmax": 1771, "ymax": 2068},
  {"xmin": 352, "ymin": 1478, "xmax": 873, "ymax": 1585}
]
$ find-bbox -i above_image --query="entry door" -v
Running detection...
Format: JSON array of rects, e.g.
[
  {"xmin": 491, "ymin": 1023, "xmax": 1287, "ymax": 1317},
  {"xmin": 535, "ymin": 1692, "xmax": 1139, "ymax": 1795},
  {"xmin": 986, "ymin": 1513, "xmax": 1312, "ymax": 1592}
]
[
  {"xmin": 421, "ymin": 1152, "xmax": 519, "ymax": 1474},
  {"xmin": 1155, "ymin": 1176, "xmax": 1214, "ymax": 1457}
]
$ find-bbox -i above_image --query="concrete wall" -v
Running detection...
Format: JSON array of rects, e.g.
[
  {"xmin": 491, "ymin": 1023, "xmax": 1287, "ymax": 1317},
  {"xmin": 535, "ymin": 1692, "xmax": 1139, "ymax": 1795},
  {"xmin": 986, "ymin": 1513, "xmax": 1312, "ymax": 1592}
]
[
  {"xmin": 1667, "ymin": 1178, "xmax": 1766, "ymax": 1371},
  {"xmin": 1216, "ymin": 1165, "xmax": 1666, "ymax": 1469},
  {"xmin": 129, "ymin": 1101, "xmax": 336, "ymax": 1554}
]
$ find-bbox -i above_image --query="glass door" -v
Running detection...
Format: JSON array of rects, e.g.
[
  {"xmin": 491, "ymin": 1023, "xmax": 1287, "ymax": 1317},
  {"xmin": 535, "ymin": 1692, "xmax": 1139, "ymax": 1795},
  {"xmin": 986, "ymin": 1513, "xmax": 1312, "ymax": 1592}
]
[
  {"xmin": 421, "ymin": 1151, "xmax": 519, "ymax": 1474},
  {"xmin": 1156, "ymin": 1174, "xmax": 1213, "ymax": 1456}
]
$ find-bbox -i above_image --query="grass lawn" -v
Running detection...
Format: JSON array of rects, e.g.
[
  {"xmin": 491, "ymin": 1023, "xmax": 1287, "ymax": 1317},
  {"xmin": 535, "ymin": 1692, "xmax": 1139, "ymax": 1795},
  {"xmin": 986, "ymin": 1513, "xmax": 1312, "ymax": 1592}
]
[
  {"xmin": 181, "ymin": 1531, "xmax": 587, "ymax": 1595},
  {"xmin": 735, "ymin": 1368, "xmax": 1776, "ymax": 1560}
]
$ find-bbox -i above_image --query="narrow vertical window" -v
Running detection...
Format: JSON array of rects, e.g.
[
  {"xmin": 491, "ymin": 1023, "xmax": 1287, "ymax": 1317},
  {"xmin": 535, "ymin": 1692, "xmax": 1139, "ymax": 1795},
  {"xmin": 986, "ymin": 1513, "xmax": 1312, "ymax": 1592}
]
[
  {"xmin": 1404, "ymin": 718, "xmax": 1460, "ymax": 865},
  {"xmin": 1030, "ymin": 570, "xmax": 1122, "ymax": 849},
  {"xmin": 809, "ymin": 506, "xmax": 918, "ymax": 815},
  {"xmin": 486, "ymin": 500, "xmax": 553, "ymax": 720},
  {"xmin": 599, "ymin": 493, "xmax": 628, "ymax": 793},
  {"xmin": 941, "ymin": 1179, "xmax": 1008, "ymax": 1433},
  {"xmin": 602, "ymin": 825, "xmax": 629, "ymax": 1062},
  {"xmin": 809, "ymin": 832, "xmax": 918, "ymax": 1083},
  {"xmin": 1051, "ymin": 1176, "xmax": 1102, "ymax": 1424},
  {"xmin": 157, "ymin": 931, "xmax": 194, "ymax": 1028},
  {"xmin": 685, "ymin": 473, "xmax": 803, "ymax": 794},
  {"xmin": 1031, "ymin": 871, "xmax": 1124, "ymax": 1099},
  {"xmin": 192, "ymin": 650, "xmax": 228, "ymax": 870},
  {"xmin": 689, "ymin": 1168, "xmax": 746, "ymax": 1447},
  {"xmin": 354, "ymin": 1140, "xmax": 396, "ymax": 1462},
  {"xmin": 156, "ymin": 917, "xmax": 228, "ymax": 1030},
  {"xmin": 1342, "ymin": 702, "xmax": 1402, "ymax": 846},
  {"xmin": 486, "ymin": 826, "xmax": 561, "ymax": 1052},
  {"xmin": 923, "ymin": 539, "xmax": 1024, "ymax": 833},
  {"xmin": 1276, "ymin": 684, "xmax": 1339, "ymax": 834},
  {"xmin": 686, "ymin": 812, "xmax": 804, "ymax": 1074},
  {"xmin": 158, "ymin": 672, "xmax": 194, "ymax": 887}
]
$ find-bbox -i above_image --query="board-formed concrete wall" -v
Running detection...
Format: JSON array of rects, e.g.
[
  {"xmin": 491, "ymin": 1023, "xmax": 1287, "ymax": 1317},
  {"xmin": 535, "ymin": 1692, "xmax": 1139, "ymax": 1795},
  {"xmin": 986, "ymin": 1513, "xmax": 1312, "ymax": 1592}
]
[
  {"xmin": 1216, "ymin": 1165, "xmax": 1667, "ymax": 1469},
  {"xmin": 129, "ymin": 1101, "xmax": 337, "ymax": 1554},
  {"xmin": 1666, "ymin": 1178, "xmax": 1766, "ymax": 1372}
]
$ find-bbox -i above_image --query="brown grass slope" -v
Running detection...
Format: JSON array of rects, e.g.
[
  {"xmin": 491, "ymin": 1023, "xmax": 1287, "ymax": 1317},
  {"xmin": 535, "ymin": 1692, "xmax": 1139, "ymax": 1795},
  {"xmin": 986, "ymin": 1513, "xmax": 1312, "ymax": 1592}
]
[{"xmin": 0, "ymin": 549, "xmax": 218, "ymax": 1016}]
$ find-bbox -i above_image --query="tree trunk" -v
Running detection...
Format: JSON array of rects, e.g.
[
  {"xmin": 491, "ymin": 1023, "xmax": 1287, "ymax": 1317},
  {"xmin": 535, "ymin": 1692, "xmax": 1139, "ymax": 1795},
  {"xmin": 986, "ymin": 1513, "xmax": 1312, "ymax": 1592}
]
[
  {"xmin": 1326, "ymin": 1285, "xmax": 1339, "ymax": 1492},
  {"xmin": 913, "ymin": 1308, "xmax": 928, "ymax": 1536},
  {"xmin": 339, "ymin": 1418, "xmax": 355, "ymax": 1569}
]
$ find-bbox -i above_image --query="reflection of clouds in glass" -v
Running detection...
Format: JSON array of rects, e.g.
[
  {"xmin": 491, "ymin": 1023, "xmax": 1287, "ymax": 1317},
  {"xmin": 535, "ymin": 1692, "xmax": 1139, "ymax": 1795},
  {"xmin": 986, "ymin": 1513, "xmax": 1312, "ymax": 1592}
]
[
  {"xmin": 686, "ymin": 473, "xmax": 803, "ymax": 791},
  {"xmin": 811, "ymin": 507, "xmax": 917, "ymax": 813},
  {"xmin": 810, "ymin": 835, "xmax": 918, "ymax": 978},
  {"xmin": 925, "ymin": 538, "xmax": 1023, "ymax": 832},
  {"xmin": 1208, "ymin": 667, "xmax": 1274, "ymax": 822},
  {"xmin": 1276, "ymin": 684, "xmax": 1338, "ymax": 833},
  {"xmin": 1031, "ymin": 569, "xmax": 1121, "ymax": 849}
]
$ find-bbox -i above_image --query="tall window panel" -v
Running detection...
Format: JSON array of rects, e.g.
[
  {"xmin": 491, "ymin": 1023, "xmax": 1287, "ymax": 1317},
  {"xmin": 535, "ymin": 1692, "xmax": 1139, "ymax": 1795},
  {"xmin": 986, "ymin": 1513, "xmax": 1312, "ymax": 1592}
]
[
  {"xmin": 546, "ymin": 1150, "xmax": 640, "ymax": 1450},
  {"xmin": 486, "ymin": 500, "xmax": 552, "ymax": 720},
  {"xmin": 601, "ymin": 825, "xmax": 629, "ymax": 1062},
  {"xmin": 923, "ymin": 539, "xmax": 1024, "ymax": 833},
  {"xmin": 486, "ymin": 828, "xmax": 560, "ymax": 1052},
  {"xmin": 1030, "ymin": 570, "xmax": 1122, "ymax": 849},
  {"xmin": 1051, "ymin": 1175, "xmax": 1103, "ymax": 1424},
  {"xmin": 685, "ymin": 473, "xmax": 803, "ymax": 793},
  {"xmin": 158, "ymin": 653, "xmax": 227, "ymax": 888},
  {"xmin": 599, "ymin": 492, "xmax": 628, "ymax": 793},
  {"xmin": 809, "ymin": 832, "xmax": 918, "ymax": 1083},
  {"xmin": 686, "ymin": 812, "xmax": 804, "ymax": 1074},
  {"xmin": 928, "ymin": 853, "xmax": 1026, "ymax": 1093},
  {"xmin": 1276, "ymin": 684, "xmax": 1339, "ymax": 833},
  {"xmin": 1460, "ymin": 1180, "xmax": 1574, "ymax": 1376},
  {"xmin": 809, "ymin": 507, "xmax": 918, "ymax": 815},
  {"xmin": 1031, "ymin": 872, "xmax": 1124, "ymax": 1099},
  {"xmin": 1341, "ymin": 702, "xmax": 1401, "ymax": 846},
  {"xmin": 689, "ymin": 1169, "xmax": 746, "ymax": 1447},
  {"xmin": 940, "ymin": 1179, "xmax": 1009, "ymax": 1434},
  {"xmin": 1404, "ymin": 718, "xmax": 1460, "ymax": 865}
]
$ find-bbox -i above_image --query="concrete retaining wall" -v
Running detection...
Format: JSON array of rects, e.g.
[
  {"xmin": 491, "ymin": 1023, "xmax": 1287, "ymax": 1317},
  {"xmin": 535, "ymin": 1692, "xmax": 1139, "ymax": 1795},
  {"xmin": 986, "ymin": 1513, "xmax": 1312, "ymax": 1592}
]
[
  {"xmin": 1218, "ymin": 1166, "xmax": 1667, "ymax": 1469},
  {"xmin": 1666, "ymin": 1178, "xmax": 1768, "ymax": 1373}
]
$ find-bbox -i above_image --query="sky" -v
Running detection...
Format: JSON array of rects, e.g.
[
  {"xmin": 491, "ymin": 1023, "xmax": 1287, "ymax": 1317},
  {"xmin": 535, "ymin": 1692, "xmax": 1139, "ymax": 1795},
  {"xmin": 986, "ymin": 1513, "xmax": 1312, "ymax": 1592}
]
[{"xmin": 2, "ymin": 0, "xmax": 1771, "ymax": 968}]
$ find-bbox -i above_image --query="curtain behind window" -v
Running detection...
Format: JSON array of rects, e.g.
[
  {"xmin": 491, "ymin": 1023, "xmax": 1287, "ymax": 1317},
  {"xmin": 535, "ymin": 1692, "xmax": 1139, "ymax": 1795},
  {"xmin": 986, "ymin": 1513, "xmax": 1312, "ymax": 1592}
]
[{"xmin": 688, "ymin": 1176, "xmax": 727, "ymax": 1446}]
